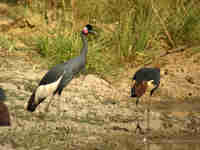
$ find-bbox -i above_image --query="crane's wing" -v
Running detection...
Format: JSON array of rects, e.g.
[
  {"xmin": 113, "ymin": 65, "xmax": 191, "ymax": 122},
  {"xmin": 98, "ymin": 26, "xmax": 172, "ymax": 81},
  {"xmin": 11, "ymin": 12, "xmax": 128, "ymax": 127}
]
[
  {"xmin": 133, "ymin": 68, "xmax": 160, "ymax": 83},
  {"xmin": 54, "ymin": 70, "xmax": 74, "ymax": 95},
  {"xmin": 132, "ymin": 68, "xmax": 147, "ymax": 81},
  {"xmin": 39, "ymin": 63, "xmax": 66, "ymax": 86}
]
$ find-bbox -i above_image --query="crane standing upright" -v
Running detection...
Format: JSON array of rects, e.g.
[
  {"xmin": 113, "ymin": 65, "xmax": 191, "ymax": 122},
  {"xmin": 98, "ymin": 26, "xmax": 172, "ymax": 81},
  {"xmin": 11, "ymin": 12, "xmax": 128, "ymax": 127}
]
[
  {"xmin": 131, "ymin": 66, "xmax": 160, "ymax": 133},
  {"xmin": 27, "ymin": 24, "xmax": 96, "ymax": 112},
  {"xmin": 0, "ymin": 88, "xmax": 11, "ymax": 126}
]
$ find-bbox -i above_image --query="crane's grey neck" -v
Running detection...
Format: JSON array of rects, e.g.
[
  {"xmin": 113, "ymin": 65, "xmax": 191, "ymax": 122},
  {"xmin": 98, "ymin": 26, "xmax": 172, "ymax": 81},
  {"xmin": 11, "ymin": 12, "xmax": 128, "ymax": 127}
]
[{"xmin": 80, "ymin": 32, "xmax": 88, "ymax": 58}]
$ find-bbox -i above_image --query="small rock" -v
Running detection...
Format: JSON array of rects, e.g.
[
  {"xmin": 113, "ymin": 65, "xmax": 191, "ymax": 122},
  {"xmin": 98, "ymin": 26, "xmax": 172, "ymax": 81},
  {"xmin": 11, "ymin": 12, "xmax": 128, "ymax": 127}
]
[
  {"xmin": 180, "ymin": 68, "xmax": 184, "ymax": 72},
  {"xmin": 185, "ymin": 75, "xmax": 195, "ymax": 84}
]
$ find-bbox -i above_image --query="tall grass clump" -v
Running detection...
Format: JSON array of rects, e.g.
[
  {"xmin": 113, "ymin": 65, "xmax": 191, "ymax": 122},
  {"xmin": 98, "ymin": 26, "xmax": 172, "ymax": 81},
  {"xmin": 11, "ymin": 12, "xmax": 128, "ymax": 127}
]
[
  {"xmin": 165, "ymin": 1, "xmax": 200, "ymax": 46},
  {"xmin": 0, "ymin": 35, "xmax": 16, "ymax": 51},
  {"xmin": 95, "ymin": 0, "xmax": 156, "ymax": 64},
  {"xmin": 33, "ymin": 32, "xmax": 79, "ymax": 66},
  {"xmin": 32, "ymin": 30, "xmax": 111, "ymax": 75},
  {"xmin": 151, "ymin": 0, "xmax": 200, "ymax": 48},
  {"xmin": 2, "ymin": 0, "xmax": 200, "ymax": 76}
]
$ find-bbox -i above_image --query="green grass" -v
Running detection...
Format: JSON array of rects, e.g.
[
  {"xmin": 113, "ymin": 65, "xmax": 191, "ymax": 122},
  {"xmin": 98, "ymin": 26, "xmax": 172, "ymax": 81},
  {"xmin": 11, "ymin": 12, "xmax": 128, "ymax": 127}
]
[
  {"xmin": 1, "ymin": 0, "xmax": 200, "ymax": 76},
  {"xmin": 163, "ymin": 0, "xmax": 200, "ymax": 46},
  {"xmin": 0, "ymin": 35, "xmax": 16, "ymax": 52},
  {"xmin": 33, "ymin": 33, "xmax": 75, "ymax": 64}
]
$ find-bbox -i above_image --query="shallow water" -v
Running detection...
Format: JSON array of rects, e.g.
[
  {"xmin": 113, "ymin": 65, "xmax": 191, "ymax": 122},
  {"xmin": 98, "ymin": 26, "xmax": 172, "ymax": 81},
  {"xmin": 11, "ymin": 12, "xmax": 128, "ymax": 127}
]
[
  {"xmin": 131, "ymin": 98, "xmax": 200, "ymax": 150},
  {"xmin": 144, "ymin": 142, "xmax": 200, "ymax": 150}
]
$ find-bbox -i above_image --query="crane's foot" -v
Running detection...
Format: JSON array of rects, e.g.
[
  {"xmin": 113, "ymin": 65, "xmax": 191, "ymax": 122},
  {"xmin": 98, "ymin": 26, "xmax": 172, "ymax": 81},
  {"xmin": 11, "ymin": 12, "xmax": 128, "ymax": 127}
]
[
  {"xmin": 44, "ymin": 101, "xmax": 51, "ymax": 112},
  {"xmin": 56, "ymin": 95, "xmax": 62, "ymax": 117},
  {"xmin": 135, "ymin": 122, "xmax": 144, "ymax": 134},
  {"xmin": 44, "ymin": 106, "xmax": 49, "ymax": 112},
  {"xmin": 44, "ymin": 96, "xmax": 54, "ymax": 112},
  {"xmin": 146, "ymin": 107, "xmax": 151, "ymax": 133}
]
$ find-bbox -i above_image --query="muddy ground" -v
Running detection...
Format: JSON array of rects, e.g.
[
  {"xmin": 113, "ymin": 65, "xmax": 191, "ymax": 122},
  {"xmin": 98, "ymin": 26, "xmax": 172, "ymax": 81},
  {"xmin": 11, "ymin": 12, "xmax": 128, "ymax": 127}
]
[{"xmin": 0, "ymin": 50, "xmax": 200, "ymax": 150}]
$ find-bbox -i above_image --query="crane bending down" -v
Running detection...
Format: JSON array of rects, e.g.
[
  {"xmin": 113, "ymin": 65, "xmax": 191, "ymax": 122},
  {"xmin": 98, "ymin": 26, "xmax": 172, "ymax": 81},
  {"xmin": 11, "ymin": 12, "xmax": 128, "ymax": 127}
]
[
  {"xmin": 130, "ymin": 66, "xmax": 160, "ymax": 133},
  {"xmin": 0, "ymin": 88, "xmax": 11, "ymax": 126},
  {"xmin": 27, "ymin": 24, "xmax": 96, "ymax": 112}
]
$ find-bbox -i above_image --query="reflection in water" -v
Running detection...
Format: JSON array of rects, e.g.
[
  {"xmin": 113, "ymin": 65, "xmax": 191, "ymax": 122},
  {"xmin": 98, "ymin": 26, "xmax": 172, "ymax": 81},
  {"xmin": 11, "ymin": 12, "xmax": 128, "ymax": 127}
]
[{"xmin": 144, "ymin": 142, "xmax": 200, "ymax": 150}]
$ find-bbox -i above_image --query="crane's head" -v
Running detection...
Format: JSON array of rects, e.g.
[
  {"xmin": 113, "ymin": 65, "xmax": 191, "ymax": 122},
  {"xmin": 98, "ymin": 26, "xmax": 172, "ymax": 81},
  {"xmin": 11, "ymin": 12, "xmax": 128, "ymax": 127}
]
[
  {"xmin": 148, "ymin": 80, "xmax": 160, "ymax": 96},
  {"xmin": 130, "ymin": 80, "xmax": 157, "ymax": 97},
  {"xmin": 147, "ymin": 80, "xmax": 156, "ymax": 89},
  {"xmin": 82, "ymin": 24, "xmax": 96, "ymax": 35}
]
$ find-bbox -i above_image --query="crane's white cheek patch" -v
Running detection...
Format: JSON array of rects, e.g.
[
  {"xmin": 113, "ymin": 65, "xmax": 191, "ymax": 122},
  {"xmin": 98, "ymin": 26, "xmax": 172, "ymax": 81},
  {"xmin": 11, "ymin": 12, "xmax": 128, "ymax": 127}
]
[
  {"xmin": 34, "ymin": 76, "xmax": 63, "ymax": 104},
  {"xmin": 147, "ymin": 80, "xmax": 156, "ymax": 90}
]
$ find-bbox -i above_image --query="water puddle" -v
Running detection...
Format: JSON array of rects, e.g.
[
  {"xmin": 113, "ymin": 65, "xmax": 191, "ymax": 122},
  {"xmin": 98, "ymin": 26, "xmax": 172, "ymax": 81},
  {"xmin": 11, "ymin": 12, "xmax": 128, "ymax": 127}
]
[{"xmin": 142, "ymin": 141, "xmax": 200, "ymax": 150}]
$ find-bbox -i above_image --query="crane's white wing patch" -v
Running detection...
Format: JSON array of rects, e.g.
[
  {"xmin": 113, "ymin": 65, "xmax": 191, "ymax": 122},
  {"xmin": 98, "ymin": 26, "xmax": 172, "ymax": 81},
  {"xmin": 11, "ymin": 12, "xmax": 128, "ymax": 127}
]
[{"xmin": 34, "ymin": 75, "xmax": 63, "ymax": 104}]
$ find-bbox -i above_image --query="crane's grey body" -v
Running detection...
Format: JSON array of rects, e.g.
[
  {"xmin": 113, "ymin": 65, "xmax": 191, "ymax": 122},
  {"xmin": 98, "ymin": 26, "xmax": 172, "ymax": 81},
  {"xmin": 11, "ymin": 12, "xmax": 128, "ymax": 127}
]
[
  {"xmin": 39, "ymin": 33, "xmax": 88, "ymax": 88},
  {"xmin": 39, "ymin": 44, "xmax": 87, "ymax": 94},
  {"xmin": 27, "ymin": 25, "xmax": 95, "ymax": 112}
]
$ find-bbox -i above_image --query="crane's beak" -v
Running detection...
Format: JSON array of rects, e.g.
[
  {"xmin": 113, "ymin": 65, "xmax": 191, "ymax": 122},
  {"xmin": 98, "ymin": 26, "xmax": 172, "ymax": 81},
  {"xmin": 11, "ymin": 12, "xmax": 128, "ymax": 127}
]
[{"xmin": 88, "ymin": 30, "xmax": 97, "ymax": 35}]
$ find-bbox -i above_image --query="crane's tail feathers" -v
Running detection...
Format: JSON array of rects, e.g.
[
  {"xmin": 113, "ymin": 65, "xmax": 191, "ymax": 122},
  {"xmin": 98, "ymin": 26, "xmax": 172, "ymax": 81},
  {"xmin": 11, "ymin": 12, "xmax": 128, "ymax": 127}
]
[
  {"xmin": 27, "ymin": 91, "xmax": 45, "ymax": 112},
  {"xmin": 131, "ymin": 86, "xmax": 137, "ymax": 97},
  {"xmin": 130, "ymin": 80, "xmax": 137, "ymax": 97},
  {"xmin": 27, "ymin": 91, "xmax": 37, "ymax": 112}
]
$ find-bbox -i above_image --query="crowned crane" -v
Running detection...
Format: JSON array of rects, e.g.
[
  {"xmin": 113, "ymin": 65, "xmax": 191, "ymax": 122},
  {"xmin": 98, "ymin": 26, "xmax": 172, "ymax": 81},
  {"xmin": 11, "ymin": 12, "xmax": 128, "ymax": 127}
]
[
  {"xmin": 130, "ymin": 66, "xmax": 160, "ymax": 133},
  {"xmin": 27, "ymin": 24, "xmax": 96, "ymax": 112},
  {"xmin": 0, "ymin": 88, "xmax": 11, "ymax": 126}
]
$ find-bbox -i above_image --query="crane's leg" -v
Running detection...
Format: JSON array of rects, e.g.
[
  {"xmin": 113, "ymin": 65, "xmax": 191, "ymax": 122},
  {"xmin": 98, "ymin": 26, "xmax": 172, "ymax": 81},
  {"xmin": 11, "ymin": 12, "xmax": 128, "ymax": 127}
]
[
  {"xmin": 135, "ymin": 115, "xmax": 143, "ymax": 134},
  {"xmin": 57, "ymin": 94, "xmax": 62, "ymax": 116},
  {"xmin": 136, "ymin": 97, "xmax": 140, "ymax": 106},
  {"xmin": 135, "ymin": 97, "xmax": 144, "ymax": 134},
  {"xmin": 146, "ymin": 97, "xmax": 152, "ymax": 132},
  {"xmin": 44, "ymin": 95, "xmax": 54, "ymax": 112},
  {"xmin": 44, "ymin": 94, "xmax": 62, "ymax": 117}
]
